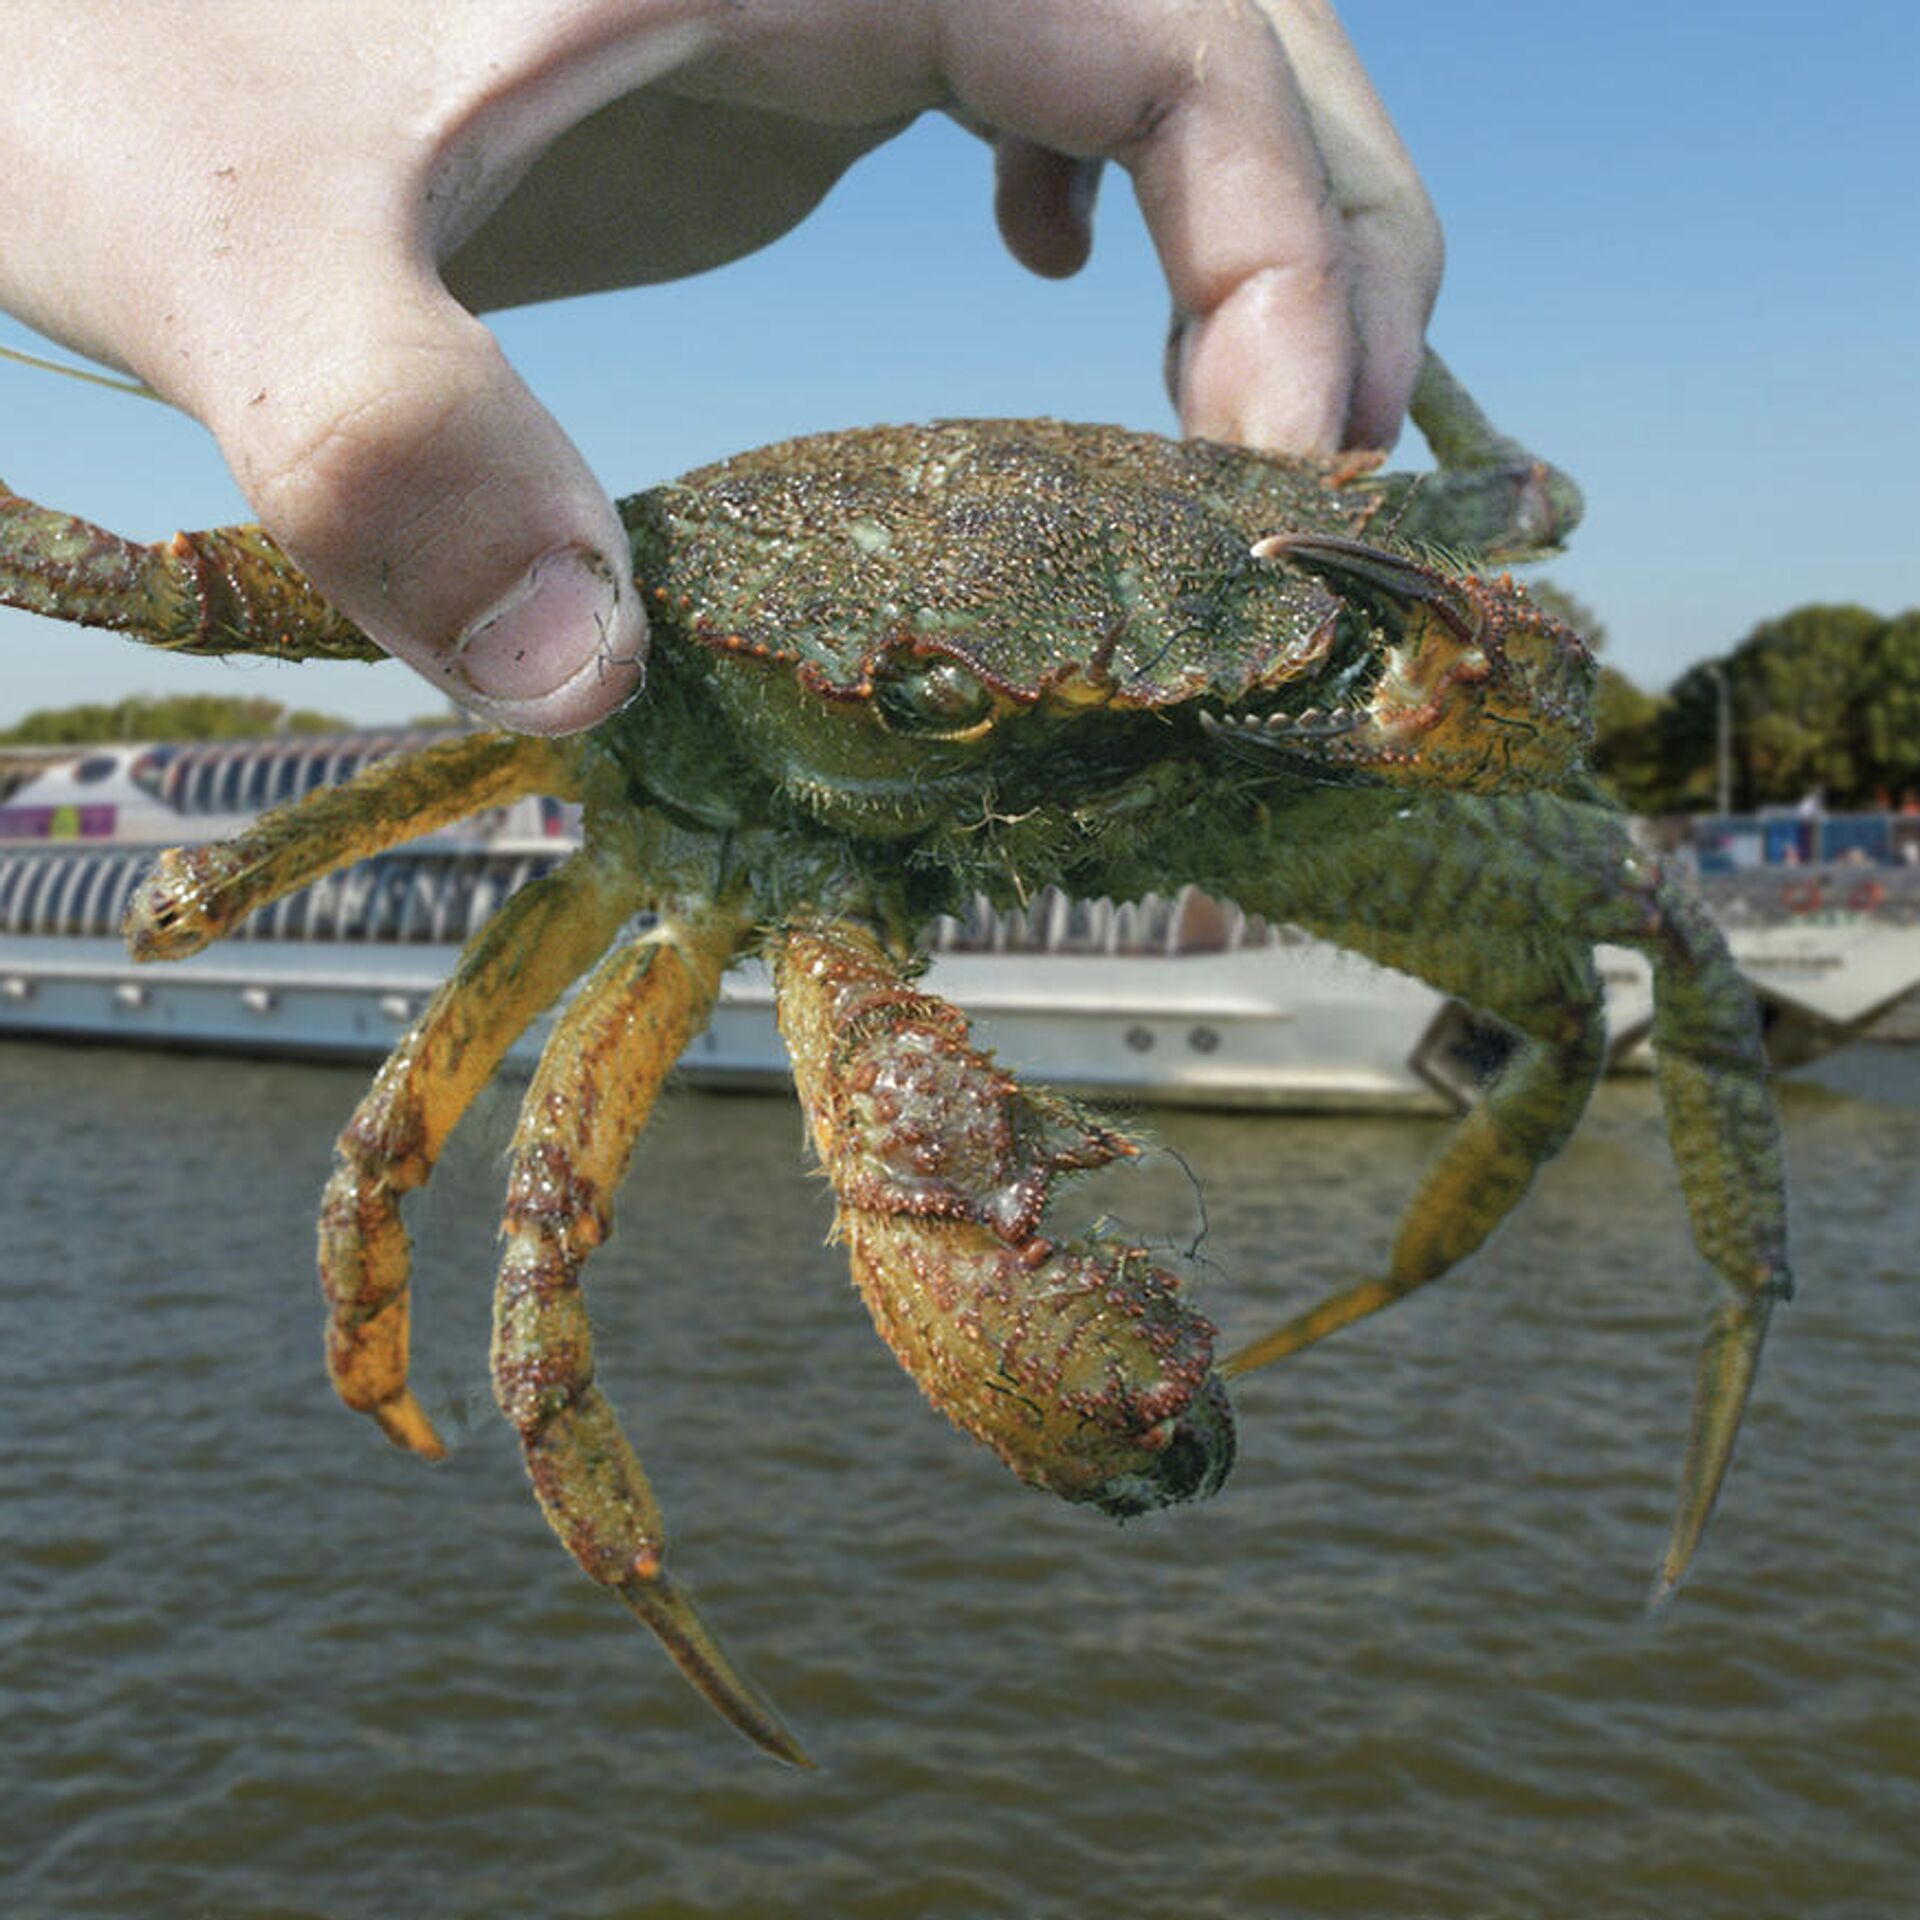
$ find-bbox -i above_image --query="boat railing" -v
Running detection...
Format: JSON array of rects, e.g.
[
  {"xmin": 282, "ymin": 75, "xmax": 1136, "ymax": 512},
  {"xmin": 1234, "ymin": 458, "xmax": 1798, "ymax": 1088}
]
[
  {"xmin": 0, "ymin": 844, "xmax": 568, "ymax": 945},
  {"xmin": 147, "ymin": 730, "xmax": 452, "ymax": 817},
  {"xmin": 926, "ymin": 885, "xmax": 1286, "ymax": 958}
]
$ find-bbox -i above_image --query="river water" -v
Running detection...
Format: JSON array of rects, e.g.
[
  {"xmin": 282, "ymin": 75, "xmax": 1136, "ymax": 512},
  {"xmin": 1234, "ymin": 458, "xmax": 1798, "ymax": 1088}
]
[{"xmin": 3, "ymin": 1037, "xmax": 1916, "ymax": 1919}]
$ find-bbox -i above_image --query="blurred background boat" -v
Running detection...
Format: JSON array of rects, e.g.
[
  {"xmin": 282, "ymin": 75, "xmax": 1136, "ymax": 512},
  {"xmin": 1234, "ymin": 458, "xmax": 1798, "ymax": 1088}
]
[{"xmin": 4, "ymin": 730, "xmax": 1918, "ymax": 1112}]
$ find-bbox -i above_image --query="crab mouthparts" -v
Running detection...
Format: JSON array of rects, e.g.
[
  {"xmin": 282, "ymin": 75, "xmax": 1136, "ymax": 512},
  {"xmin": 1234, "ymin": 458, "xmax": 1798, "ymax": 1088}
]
[{"xmin": 1091, "ymin": 1374, "xmax": 1238, "ymax": 1519}]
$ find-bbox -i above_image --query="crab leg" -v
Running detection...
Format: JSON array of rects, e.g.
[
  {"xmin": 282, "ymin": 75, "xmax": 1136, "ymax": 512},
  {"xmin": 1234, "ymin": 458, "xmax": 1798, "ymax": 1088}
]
[
  {"xmin": 126, "ymin": 729, "xmax": 575, "ymax": 959},
  {"xmin": 1222, "ymin": 1007, "xmax": 1606, "ymax": 1376},
  {"xmin": 488, "ymin": 906, "xmax": 806, "ymax": 1765},
  {"xmin": 0, "ymin": 482, "xmax": 384, "ymax": 660},
  {"xmin": 320, "ymin": 848, "xmax": 645, "ymax": 1457},
  {"xmin": 1382, "ymin": 349, "xmax": 1586, "ymax": 563},
  {"xmin": 1203, "ymin": 785, "xmax": 1789, "ymax": 1591},
  {"xmin": 1627, "ymin": 877, "xmax": 1790, "ymax": 1603},
  {"xmin": 1212, "ymin": 788, "xmax": 1612, "ymax": 1382},
  {"xmin": 776, "ymin": 919, "xmax": 1234, "ymax": 1517}
]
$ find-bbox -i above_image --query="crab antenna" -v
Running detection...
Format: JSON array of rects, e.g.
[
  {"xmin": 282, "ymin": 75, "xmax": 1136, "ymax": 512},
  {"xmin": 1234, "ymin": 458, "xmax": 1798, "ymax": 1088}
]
[{"xmin": 0, "ymin": 339, "xmax": 159, "ymax": 400}]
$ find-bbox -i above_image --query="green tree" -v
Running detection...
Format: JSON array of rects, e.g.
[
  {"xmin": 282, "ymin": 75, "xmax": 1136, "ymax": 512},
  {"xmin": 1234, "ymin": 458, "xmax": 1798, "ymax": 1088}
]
[
  {"xmin": 1645, "ymin": 604, "xmax": 1903, "ymax": 811},
  {"xmin": 0, "ymin": 693, "xmax": 350, "ymax": 744},
  {"xmin": 1730, "ymin": 604, "xmax": 1882, "ymax": 806},
  {"xmin": 1858, "ymin": 610, "xmax": 1920, "ymax": 803},
  {"xmin": 1654, "ymin": 661, "xmax": 1734, "ymax": 812},
  {"xmin": 1590, "ymin": 664, "xmax": 1672, "ymax": 810}
]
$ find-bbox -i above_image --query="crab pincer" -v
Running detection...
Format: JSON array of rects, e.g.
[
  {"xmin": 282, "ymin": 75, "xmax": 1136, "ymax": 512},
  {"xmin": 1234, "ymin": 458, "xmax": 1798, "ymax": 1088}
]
[{"xmin": 777, "ymin": 921, "xmax": 1234, "ymax": 1517}]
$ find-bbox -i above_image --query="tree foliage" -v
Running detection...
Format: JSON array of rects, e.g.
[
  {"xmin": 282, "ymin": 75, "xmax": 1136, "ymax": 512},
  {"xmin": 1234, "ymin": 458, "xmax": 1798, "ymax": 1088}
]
[
  {"xmin": 0, "ymin": 694, "xmax": 351, "ymax": 744},
  {"xmin": 1593, "ymin": 602, "xmax": 1920, "ymax": 812}
]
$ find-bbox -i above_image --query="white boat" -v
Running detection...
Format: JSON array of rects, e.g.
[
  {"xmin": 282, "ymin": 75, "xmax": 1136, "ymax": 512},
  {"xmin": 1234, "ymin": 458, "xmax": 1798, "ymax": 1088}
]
[{"xmin": 3, "ymin": 733, "xmax": 1916, "ymax": 1112}]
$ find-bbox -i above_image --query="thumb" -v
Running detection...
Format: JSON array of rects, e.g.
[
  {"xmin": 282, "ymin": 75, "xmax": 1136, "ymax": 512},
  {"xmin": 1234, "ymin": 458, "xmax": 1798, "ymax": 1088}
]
[{"xmin": 195, "ymin": 289, "xmax": 644, "ymax": 736}]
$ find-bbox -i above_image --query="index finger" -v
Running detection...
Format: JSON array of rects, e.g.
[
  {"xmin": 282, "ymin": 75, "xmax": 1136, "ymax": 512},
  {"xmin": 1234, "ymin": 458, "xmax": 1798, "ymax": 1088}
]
[{"xmin": 1119, "ymin": 7, "xmax": 1366, "ymax": 453}]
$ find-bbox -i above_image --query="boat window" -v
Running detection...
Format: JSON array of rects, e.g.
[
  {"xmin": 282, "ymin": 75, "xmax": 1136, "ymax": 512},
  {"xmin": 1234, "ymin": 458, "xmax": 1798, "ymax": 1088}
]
[
  {"xmin": 35, "ymin": 857, "xmax": 85, "ymax": 934},
  {"xmin": 430, "ymin": 860, "xmax": 472, "ymax": 942},
  {"xmin": 67, "ymin": 854, "xmax": 112, "ymax": 933},
  {"xmin": 396, "ymin": 857, "xmax": 442, "ymax": 943},
  {"xmin": 74, "ymin": 754, "xmax": 120, "ymax": 785},
  {"xmin": 272, "ymin": 751, "xmax": 303, "ymax": 804},
  {"xmin": 100, "ymin": 856, "xmax": 149, "ymax": 935},
  {"xmin": 78, "ymin": 856, "xmax": 117, "ymax": 934},
  {"xmin": 197, "ymin": 753, "xmax": 228, "ymax": 813},
  {"xmin": 0, "ymin": 857, "xmax": 29, "ymax": 929},
  {"xmin": 84, "ymin": 855, "xmax": 133, "ymax": 936},
  {"xmin": 333, "ymin": 862, "xmax": 378, "ymax": 939},
  {"xmin": 129, "ymin": 747, "xmax": 176, "ymax": 800},
  {"xmin": 242, "ymin": 750, "xmax": 278, "ymax": 812},
  {"xmin": 1107, "ymin": 900, "xmax": 1145, "ymax": 954},
  {"xmin": 462, "ymin": 863, "xmax": 507, "ymax": 940},
  {"xmin": 275, "ymin": 881, "xmax": 312, "ymax": 940},
  {"xmin": 306, "ymin": 871, "xmax": 344, "ymax": 940},
  {"xmin": 358, "ymin": 859, "xmax": 400, "ymax": 941},
  {"xmin": 11, "ymin": 859, "xmax": 56, "ymax": 932},
  {"xmin": 215, "ymin": 753, "xmax": 248, "ymax": 813},
  {"xmin": 154, "ymin": 751, "xmax": 190, "ymax": 806}
]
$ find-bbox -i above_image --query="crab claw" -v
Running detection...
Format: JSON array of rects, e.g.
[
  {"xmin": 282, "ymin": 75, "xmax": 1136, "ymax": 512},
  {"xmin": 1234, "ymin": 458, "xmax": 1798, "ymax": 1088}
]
[
  {"xmin": 777, "ymin": 920, "xmax": 1236, "ymax": 1520},
  {"xmin": 1252, "ymin": 533, "xmax": 1483, "ymax": 649},
  {"xmin": 1092, "ymin": 1370, "xmax": 1237, "ymax": 1518},
  {"xmin": 1238, "ymin": 532, "xmax": 1594, "ymax": 790}
]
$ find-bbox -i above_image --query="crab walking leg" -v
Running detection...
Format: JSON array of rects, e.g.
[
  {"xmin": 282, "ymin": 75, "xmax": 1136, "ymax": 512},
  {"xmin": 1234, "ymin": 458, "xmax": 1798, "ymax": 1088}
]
[
  {"xmin": 1222, "ymin": 1005, "xmax": 1606, "ymax": 1378},
  {"xmin": 126, "ymin": 730, "xmax": 574, "ymax": 958},
  {"xmin": 1380, "ymin": 349, "xmax": 1586, "ymax": 564},
  {"xmin": 0, "ymin": 485, "xmax": 385, "ymax": 661},
  {"xmin": 1208, "ymin": 790, "xmax": 1614, "ymax": 1378},
  {"xmin": 1631, "ymin": 876, "xmax": 1791, "ymax": 1602},
  {"xmin": 489, "ymin": 909, "xmax": 808, "ymax": 1766},
  {"xmin": 1202, "ymin": 786, "xmax": 1789, "ymax": 1588},
  {"xmin": 320, "ymin": 849, "xmax": 645, "ymax": 1458}
]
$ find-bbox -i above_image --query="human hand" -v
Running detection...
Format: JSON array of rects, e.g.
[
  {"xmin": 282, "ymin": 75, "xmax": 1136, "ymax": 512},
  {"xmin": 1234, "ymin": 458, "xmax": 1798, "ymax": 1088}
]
[{"xmin": 0, "ymin": 1, "xmax": 1439, "ymax": 734}]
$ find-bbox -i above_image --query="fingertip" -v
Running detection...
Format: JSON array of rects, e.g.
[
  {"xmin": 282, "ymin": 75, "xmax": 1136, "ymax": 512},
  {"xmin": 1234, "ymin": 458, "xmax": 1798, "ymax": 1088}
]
[
  {"xmin": 208, "ymin": 301, "xmax": 647, "ymax": 734},
  {"xmin": 1170, "ymin": 268, "xmax": 1354, "ymax": 455},
  {"xmin": 444, "ymin": 541, "xmax": 648, "ymax": 736},
  {"xmin": 993, "ymin": 137, "xmax": 1101, "ymax": 280},
  {"xmin": 1343, "ymin": 235, "xmax": 1442, "ymax": 451},
  {"xmin": 1342, "ymin": 330, "xmax": 1426, "ymax": 454}
]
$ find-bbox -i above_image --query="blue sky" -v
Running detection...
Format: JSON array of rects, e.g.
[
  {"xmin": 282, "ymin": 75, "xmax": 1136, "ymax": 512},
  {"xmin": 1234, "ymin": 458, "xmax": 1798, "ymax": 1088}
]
[{"xmin": 3, "ymin": 1, "xmax": 1915, "ymax": 728}]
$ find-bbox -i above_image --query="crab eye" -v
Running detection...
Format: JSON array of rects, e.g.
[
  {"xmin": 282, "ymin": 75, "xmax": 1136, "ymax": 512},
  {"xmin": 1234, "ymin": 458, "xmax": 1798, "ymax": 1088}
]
[{"xmin": 873, "ymin": 659, "xmax": 998, "ymax": 738}]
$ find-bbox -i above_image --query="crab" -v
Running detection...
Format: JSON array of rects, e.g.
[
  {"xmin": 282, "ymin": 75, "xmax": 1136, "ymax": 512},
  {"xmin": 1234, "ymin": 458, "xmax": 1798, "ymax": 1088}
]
[{"xmin": 0, "ymin": 355, "xmax": 1791, "ymax": 1764}]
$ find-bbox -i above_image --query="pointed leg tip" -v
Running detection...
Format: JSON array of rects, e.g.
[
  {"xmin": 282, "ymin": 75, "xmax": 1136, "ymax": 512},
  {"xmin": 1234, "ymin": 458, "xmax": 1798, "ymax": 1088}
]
[
  {"xmin": 758, "ymin": 1724, "xmax": 818, "ymax": 1771},
  {"xmin": 375, "ymin": 1393, "xmax": 447, "ymax": 1460},
  {"xmin": 1645, "ymin": 1561, "xmax": 1688, "ymax": 1619},
  {"xmin": 617, "ymin": 1568, "xmax": 813, "ymax": 1769}
]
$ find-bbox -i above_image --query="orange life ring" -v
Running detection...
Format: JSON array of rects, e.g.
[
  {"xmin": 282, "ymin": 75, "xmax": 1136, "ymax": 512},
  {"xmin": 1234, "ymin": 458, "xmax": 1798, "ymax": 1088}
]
[
  {"xmin": 1781, "ymin": 879, "xmax": 1824, "ymax": 913},
  {"xmin": 1847, "ymin": 878, "xmax": 1887, "ymax": 912}
]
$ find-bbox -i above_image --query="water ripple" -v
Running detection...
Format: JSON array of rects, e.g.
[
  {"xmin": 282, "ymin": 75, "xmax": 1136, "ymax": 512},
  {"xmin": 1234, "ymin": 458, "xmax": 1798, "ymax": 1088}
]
[{"xmin": 1, "ymin": 1040, "xmax": 1916, "ymax": 1918}]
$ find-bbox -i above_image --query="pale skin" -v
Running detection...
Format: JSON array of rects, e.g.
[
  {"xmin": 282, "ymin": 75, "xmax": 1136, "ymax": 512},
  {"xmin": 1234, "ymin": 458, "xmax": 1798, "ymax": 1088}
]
[{"xmin": 0, "ymin": 0, "xmax": 1439, "ymax": 733}]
